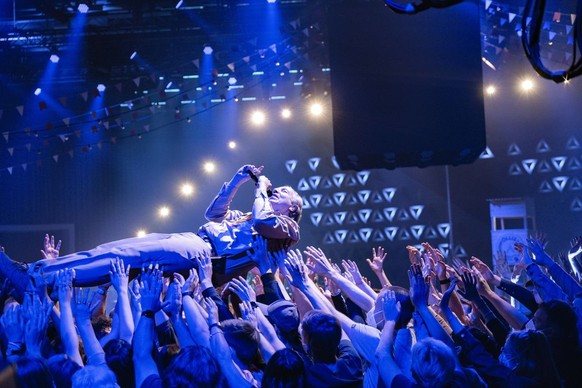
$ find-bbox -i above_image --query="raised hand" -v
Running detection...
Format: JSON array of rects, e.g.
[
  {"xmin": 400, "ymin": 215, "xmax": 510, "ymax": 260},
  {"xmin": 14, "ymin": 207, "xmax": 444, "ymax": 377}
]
[
  {"xmin": 72, "ymin": 288, "xmax": 101, "ymax": 322},
  {"xmin": 367, "ymin": 246, "xmax": 387, "ymax": 274},
  {"xmin": 55, "ymin": 268, "xmax": 75, "ymax": 304},
  {"xmin": 41, "ymin": 234, "xmax": 62, "ymax": 259},
  {"xmin": 304, "ymin": 246, "xmax": 334, "ymax": 275},
  {"xmin": 458, "ymin": 271, "xmax": 480, "ymax": 302},
  {"xmin": 0, "ymin": 303, "xmax": 24, "ymax": 343},
  {"xmin": 128, "ymin": 280, "xmax": 142, "ymax": 313},
  {"xmin": 227, "ymin": 276, "xmax": 256, "ymax": 303},
  {"xmin": 24, "ymin": 295, "xmax": 53, "ymax": 357},
  {"xmin": 203, "ymin": 297, "xmax": 219, "ymax": 326},
  {"xmin": 109, "ymin": 258, "xmax": 130, "ymax": 292},
  {"xmin": 408, "ymin": 264, "xmax": 429, "ymax": 308},
  {"xmin": 406, "ymin": 245, "xmax": 421, "ymax": 265},
  {"xmin": 342, "ymin": 259, "xmax": 364, "ymax": 284},
  {"xmin": 439, "ymin": 279, "xmax": 457, "ymax": 313},
  {"xmin": 525, "ymin": 236, "xmax": 554, "ymax": 267},
  {"xmin": 469, "ymin": 256, "xmax": 495, "ymax": 283},
  {"xmin": 239, "ymin": 301, "xmax": 258, "ymax": 329},
  {"xmin": 233, "ymin": 164, "xmax": 264, "ymax": 184},
  {"xmin": 381, "ymin": 289, "xmax": 401, "ymax": 322},
  {"xmin": 246, "ymin": 235, "xmax": 271, "ymax": 274},
  {"xmin": 174, "ymin": 268, "xmax": 199, "ymax": 296},
  {"xmin": 284, "ymin": 249, "xmax": 309, "ymax": 288},
  {"xmin": 195, "ymin": 253, "xmax": 213, "ymax": 286},
  {"xmin": 163, "ymin": 280, "xmax": 182, "ymax": 317},
  {"xmin": 139, "ymin": 265, "xmax": 166, "ymax": 313}
]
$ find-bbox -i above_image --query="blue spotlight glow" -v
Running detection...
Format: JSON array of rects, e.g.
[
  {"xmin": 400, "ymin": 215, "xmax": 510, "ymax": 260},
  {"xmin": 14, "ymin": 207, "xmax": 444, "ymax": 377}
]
[
  {"xmin": 175, "ymin": 0, "xmax": 184, "ymax": 8},
  {"xmin": 97, "ymin": 84, "xmax": 106, "ymax": 92},
  {"xmin": 203, "ymin": 46, "xmax": 213, "ymax": 55},
  {"xmin": 228, "ymin": 77, "xmax": 237, "ymax": 85},
  {"xmin": 34, "ymin": 88, "xmax": 42, "ymax": 96},
  {"xmin": 77, "ymin": 3, "xmax": 89, "ymax": 13},
  {"xmin": 267, "ymin": 0, "xmax": 278, "ymax": 3},
  {"xmin": 49, "ymin": 54, "xmax": 60, "ymax": 63},
  {"xmin": 130, "ymin": 51, "xmax": 137, "ymax": 60}
]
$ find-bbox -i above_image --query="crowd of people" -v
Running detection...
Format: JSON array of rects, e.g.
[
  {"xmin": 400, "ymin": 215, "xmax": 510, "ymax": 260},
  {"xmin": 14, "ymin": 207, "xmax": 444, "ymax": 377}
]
[
  {"xmin": 0, "ymin": 232, "xmax": 581, "ymax": 387},
  {"xmin": 0, "ymin": 164, "xmax": 581, "ymax": 387}
]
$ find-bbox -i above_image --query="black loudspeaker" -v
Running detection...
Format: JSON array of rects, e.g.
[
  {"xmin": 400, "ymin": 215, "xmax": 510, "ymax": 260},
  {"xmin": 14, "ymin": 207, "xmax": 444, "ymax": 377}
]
[{"xmin": 328, "ymin": 0, "xmax": 486, "ymax": 170}]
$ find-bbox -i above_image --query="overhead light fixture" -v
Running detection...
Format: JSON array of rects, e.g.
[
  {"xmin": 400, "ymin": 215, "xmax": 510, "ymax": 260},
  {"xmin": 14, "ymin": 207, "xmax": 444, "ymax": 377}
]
[
  {"xmin": 34, "ymin": 88, "xmax": 42, "ymax": 96},
  {"xmin": 97, "ymin": 84, "xmax": 106, "ymax": 92},
  {"xmin": 130, "ymin": 51, "xmax": 137, "ymax": 60},
  {"xmin": 203, "ymin": 45, "xmax": 213, "ymax": 55},
  {"xmin": 49, "ymin": 54, "xmax": 60, "ymax": 63},
  {"xmin": 77, "ymin": 3, "xmax": 89, "ymax": 13}
]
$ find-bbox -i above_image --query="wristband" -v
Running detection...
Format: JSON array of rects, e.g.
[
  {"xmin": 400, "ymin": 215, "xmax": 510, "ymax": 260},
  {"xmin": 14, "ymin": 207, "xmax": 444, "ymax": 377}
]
[
  {"xmin": 439, "ymin": 278, "xmax": 451, "ymax": 285},
  {"xmin": 181, "ymin": 291, "xmax": 194, "ymax": 298},
  {"xmin": 209, "ymin": 322, "xmax": 222, "ymax": 331},
  {"xmin": 141, "ymin": 310, "xmax": 156, "ymax": 319},
  {"xmin": 96, "ymin": 288, "xmax": 107, "ymax": 295},
  {"xmin": 250, "ymin": 301, "xmax": 258, "ymax": 309}
]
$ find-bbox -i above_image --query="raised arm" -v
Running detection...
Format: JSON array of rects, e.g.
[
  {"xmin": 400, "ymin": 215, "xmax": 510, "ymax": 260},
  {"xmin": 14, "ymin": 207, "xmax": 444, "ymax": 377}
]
[
  {"xmin": 205, "ymin": 164, "xmax": 263, "ymax": 221},
  {"xmin": 109, "ymin": 258, "xmax": 134, "ymax": 342},
  {"xmin": 366, "ymin": 246, "xmax": 392, "ymax": 287},
  {"xmin": 375, "ymin": 290, "xmax": 404, "ymax": 387},
  {"xmin": 305, "ymin": 246, "xmax": 375, "ymax": 312},
  {"xmin": 72, "ymin": 288, "xmax": 106, "ymax": 365},
  {"xmin": 342, "ymin": 259, "xmax": 377, "ymax": 301},
  {"xmin": 55, "ymin": 269, "xmax": 83, "ymax": 366}
]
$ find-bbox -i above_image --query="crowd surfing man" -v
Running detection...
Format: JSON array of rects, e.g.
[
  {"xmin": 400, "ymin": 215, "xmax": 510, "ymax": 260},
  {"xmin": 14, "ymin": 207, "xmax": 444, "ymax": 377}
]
[{"xmin": 0, "ymin": 164, "xmax": 302, "ymax": 296}]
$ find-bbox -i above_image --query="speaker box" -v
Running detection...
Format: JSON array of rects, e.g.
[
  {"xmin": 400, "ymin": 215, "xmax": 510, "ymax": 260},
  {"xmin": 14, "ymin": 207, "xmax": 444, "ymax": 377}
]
[{"xmin": 328, "ymin": 0, "xmax": 486, "ymax": 170}]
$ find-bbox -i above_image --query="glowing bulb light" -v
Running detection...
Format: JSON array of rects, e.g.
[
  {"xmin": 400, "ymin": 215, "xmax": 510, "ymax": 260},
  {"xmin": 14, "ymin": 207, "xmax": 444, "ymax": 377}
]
[
  {"xmin": 49, "ymin": 54, "xmax": 60, "ymax": 63},
  {"xmin": 203, "ymin": 161, "xmax": 216, "ymax": 174},
  {"xmin": 180, "ymin": 183, "xmax": 194, "ymax": 197},
  {"xmin": 309, "ymin": 102, "xmax": 323, "ymax": 116},
  {"xmin": 228, "ymin": 141, "xmax": 237, "ymax": 149},
  {"xmin": 520, "ymin": 79, "xmax": 535, "ymax": 92},
  {"xmin": 251, "ymin": 110, "xmax": 266, "ymax": 125},
  {"xmin": 485, "ymin": 85, "xmax": 496, "ymax": 96},
  {"xmin": 78, "ymin": 3, "xmax": 89, "ymax": 13},
  {"xmin": 281, "ymin": 108, "xmax": 292, "ymax": 119},
  {"xmin": 136, "ymin": 230, "xmax": 147, "ymax": 238},
  {"xmin": 158, "ymin": 206, "xmax": 171, "ymax": 218}
]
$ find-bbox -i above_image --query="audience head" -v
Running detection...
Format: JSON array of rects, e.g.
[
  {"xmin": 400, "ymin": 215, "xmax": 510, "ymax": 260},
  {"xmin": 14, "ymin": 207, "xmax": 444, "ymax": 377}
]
[
  {"xmin": 47, "ymin": 354, "xmax": 82, "ymax": 388},
  {"xmin": 103, "ymin": 339, "xmax": 134, "ymax": 388},
  {"xmin": 300, "ymin": 310, "xmax": 341, "ymax": 363},
  {"xmin": 221, "ymin": 319, "xmax": 265, "ymax": 370},
  {"xmin": 498, "ymin": 330, "xmax": 560, "ymax": 386},
  {"xmin": 163, "ymin": 345, "xmax": 227, "ymax": 388},
  {"xmin": 267, "ymin": 300, "xmax": 300, "ymax": 334},
  {"xmin": 91, "ymin": 314, "xmax": 112, "ymax": 340},
  {"xmin": 262, "ymin": 348, "xmax": 306, "ymax": 388},
  {"xmin": 14, "ymin": 357, "xmax": 55, "ymax": 388},
  {"xmin": 410, "ymin": 338, "xmax": 456, "ymax": 388},
  {"xmin": 71, "ymin": 365, "xmax": 118, "ymax": 388},
  {"xmin": 534, "ymin": 300, "xmax": 579, "ymax": 344}
]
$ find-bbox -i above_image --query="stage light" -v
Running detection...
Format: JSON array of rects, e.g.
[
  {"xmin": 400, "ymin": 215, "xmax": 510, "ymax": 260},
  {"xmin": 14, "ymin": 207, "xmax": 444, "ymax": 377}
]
[
  {"xmin": 203, "ymin": 161, "xmax": 216, "ymax": 174},
  {"xmin": 97, "ymin": 84, "xmax": 106, "ymax": 92},
  {"xmin": 267, "ymin": 0, "xmax": 277, "ymax": 3},
  {"xmin": 34, "ymin": 88, "xmax": 42, "ymax": 96},
  {"xmin": 281, "ymin": 108, "xmax": 292, "ymax": 119},
  {"xmin": 78, "ymin": 3, "xmax": 89, "ymax": 13},
  {"xmin": 520, "ymin": 78, "xmax": 535, "ymax": 92},
  {"xmin": 49, "ymin": 54, "xmax": 60, "ymax": 63},
  {"xmin": 130, "ymin": 51, "xmax": 137, "ymax": 60},
  {"xmin": 309, "ymin": 102, "xmax": 324, "ymax": 116},
  {"xmin": 203, "ymin": 46, "xmax": 213, "ymax": 55},
  {"xmin": 485, "ymin": 85, "xmax": 496, "ymax": 96},
  {"xmin": 175, "ymin": 0, "xmax": 183, "ymax": 8},
  {"xmin": 136, "ymin": 230, "xmax": 147, "ymax": 238},
  {"xmin": 228, "ymin": 141, "xmax": 237, "ymax": 149},
  {"xmin": 228, "ymin": 77, "xmax": 237, "ymax": 85},
  {"xmin": 250, "ymin": 110, "xmax": 266, "ymax": 125},
  {"xmin": 180, "ymin": 183, "xmax": 194, "ymax": 197},
  {"xmin": 158, "ymin": 206, "xmax": 171, "ymax": 218}
]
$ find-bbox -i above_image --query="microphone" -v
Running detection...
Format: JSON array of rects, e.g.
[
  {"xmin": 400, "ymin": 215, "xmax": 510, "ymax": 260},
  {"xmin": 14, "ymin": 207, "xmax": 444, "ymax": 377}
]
[{"xmin": 247, "ymin": 170, "xmax": 272, "ymax": 197}]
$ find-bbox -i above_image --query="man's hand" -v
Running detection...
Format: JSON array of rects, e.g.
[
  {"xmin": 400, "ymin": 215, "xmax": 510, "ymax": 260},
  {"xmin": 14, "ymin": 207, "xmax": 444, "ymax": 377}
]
[
  {"xmin": 163, "ymin": 280, "xmax": 182, "ymax": 318},
  {"xmin": 459, "ymin": 271, "xmax": 480, "ymax": 302},
  {"xmin": 526, "ymin": 236, "xmax": 554, "ymax": 267},
  {"xmin": 342, "ymin": 259, "xmax": 364, "ymax": 284},
  {"xmin": 227, "ymin": 276, "xmax": 256, "ymax": 303},
  {"xmin": 72, "ymin": 288, "xmax": 101, "ymax": 322},
  {"xmin": 139, "ymin": 265, "xmax": 166, "ymax": 313},
  {"xmin": 304, "ymin": 246, "xmax": 334, "ymax": 276},
  {"xmin": 0, "ymin": 303, "xmax": 24, "ymax": 343},
  {"xmin": 41, "ymin": 234, "xmax": 61, "ymax": 259},
  {"xmin": 56, "ymin": 268, "xmax": 75, "ymax": 304},
  {"xmin": 284, "ymin": 249, "xmax": 309, "ymax": 288},
  {"xmin": 366, "ymin": 246, "xmax": 386, "ymax": 274},
  {"xmin": 381, "ymin": 290, "xmax": 401, "ymax": 323},
  {"xmin": 24, "ymin": 295, "xmax": 53, "ymax": 357},
  {"xmin": 233, "ymin": 164, "xmax": 264, "ymax": 185},
  {"xmin": 196, "ymin": 253, "xmax": 213, "ymax": 287},
  {"xmin": 109, "ymin": 258, "xmax": 130, "ymax": 292},
  {"xmin": 408, "ymin": 264, "xmax": 429, "ymax": 309},
  {"xmin": 247, "ymin": 235, "xmax": 271, "ymax": 274}
]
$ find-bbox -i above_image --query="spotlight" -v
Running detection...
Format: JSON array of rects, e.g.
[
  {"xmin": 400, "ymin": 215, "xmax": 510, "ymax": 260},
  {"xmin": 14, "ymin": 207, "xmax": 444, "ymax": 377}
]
[
  {"xmin": 281, "ymin": 108, "xmax": 292, "ymax": 119},
  {"xmin": 34, "ymin": 88, "xmax": 42, "ymax": 96},
  {"xmin": 136, "ymin": 230, "xmax": 147, "ymax": 238},
  {"xmin": 520, "ymin": 78, "xmax": 535, "ymax": 92},
  {"xmin": 158, "ymin": 206, "xmax": 171, "ymax": 218},
  {"xmin": 309, "ymin": 102, "xmax": 324, "ymax": 116},
  {"xmin": 485, "ymin": 85, "xmax": 496, "ymax": 96},
  {"xmin": 130, "ymin": 51, "xmax": 137, "ymax": 60},
  {"xmin": 97, "ymin": 84, "xmax": 106, "ymax": 92},
  {"xmin": 180, "ymin": 183, "xmax": 194, "ymax": 197},
  {"xmin": 203, "ymin": 46, "xmax": 213, "ymax": 55},
  {"xmin": 250, "ymin": 110, "xmax": 266, "ymax": 125},
  {"xmin": 203, "ymin": 161, "xmax": 216, "ymax": 174},
  {"xmin": 175, "ymin": 0, "xmax": 184, "ymax": 8},
  {"xmin": 267, "ymin": 0, "xmax": 277, "ymax": 3},
  {"xmin": 77, "ymin": 3, "xmax": 89, "ymax": 13},
  {"xmin": 49, "ymin": 54, "xmax": 60, "ymax": 63},
  {"xmin": 228, "ymin": 141, "xmax": 237, "ymax": 149},
  {"xmin": 228, "ymin": 77, "xmax": 237, "ymax": 85}
]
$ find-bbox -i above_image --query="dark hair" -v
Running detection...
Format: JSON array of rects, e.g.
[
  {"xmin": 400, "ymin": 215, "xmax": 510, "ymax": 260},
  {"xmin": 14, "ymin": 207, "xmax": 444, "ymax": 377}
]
[
  {"xmin": 15, "ymin": 357, "xmax": 55, "ymax": 388},
  {"xmin": 162, "ymin": 345, "xmax": 227, "ymax": 388},
  {"xmin": 222, "ymin": 319, "xmax": 265, "ymax": 371},
  {"xmin": 262, "ymin": 348, "xmax": 306, "ymax": 388},
  {"xmin": 374, "ymin": 286, "xmax": 413, "ymax": 330},
  {"xmin": 47, "ymin": 355, "xmax": 82, "ymax": 388},
  {"xmin": 300, "ymin": 310, "xmax": 341, "ymax": 363},
  {"xmin": 91, "ymin": 315, "xmax": 112, "ymax": 340},
  {"xmin": 499, "ymin": 330, "xmax": 560, "ymax": 386},
  {"xmin": 536, "ymin": 300, "xmax": 578, "ymax": 343},
  {"xmin": 103, "ymin": 339, "xmax": 134, "ymax": 388}
]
